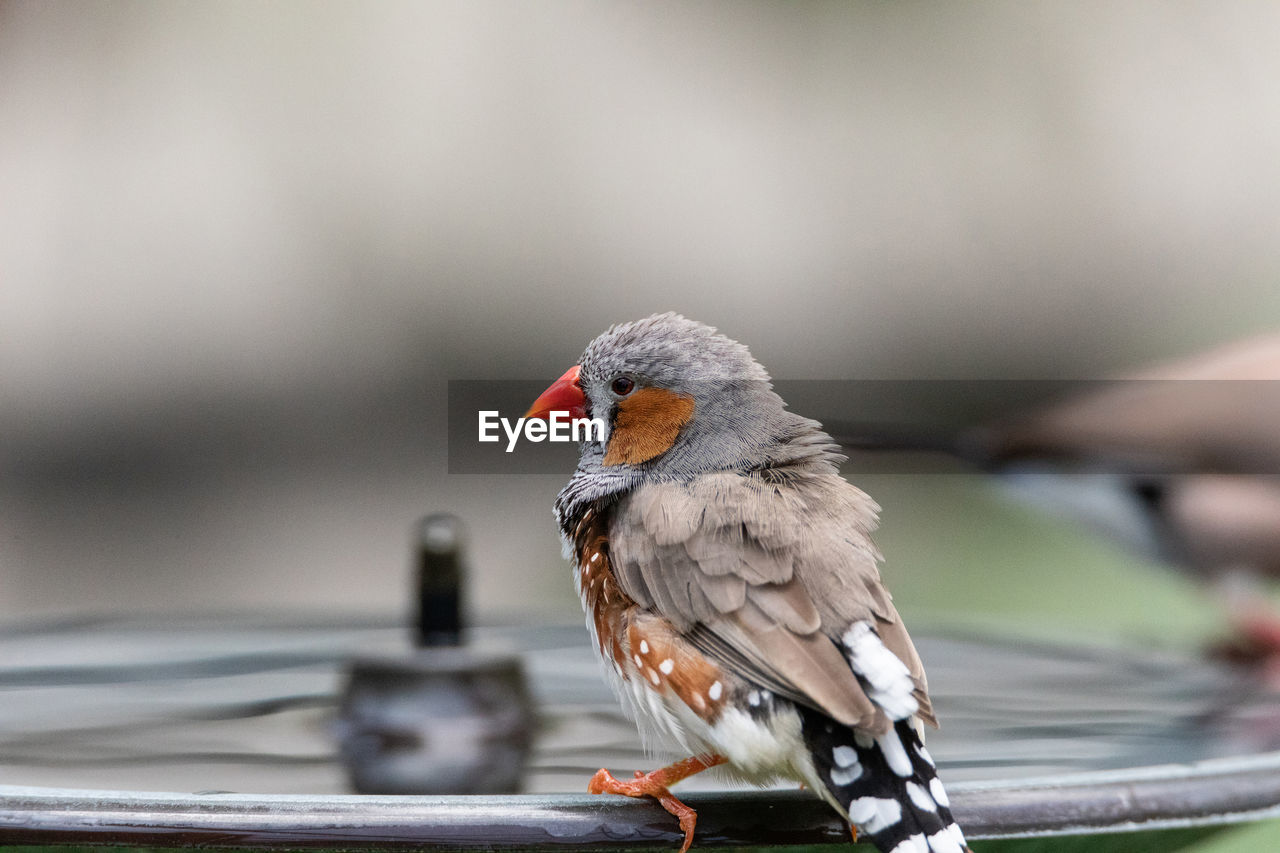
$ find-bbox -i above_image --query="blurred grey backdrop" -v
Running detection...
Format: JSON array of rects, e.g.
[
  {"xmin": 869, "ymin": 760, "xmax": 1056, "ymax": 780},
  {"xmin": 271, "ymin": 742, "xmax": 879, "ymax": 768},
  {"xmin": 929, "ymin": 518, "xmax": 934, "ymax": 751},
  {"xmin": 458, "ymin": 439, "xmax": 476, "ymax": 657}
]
[{"xmin": 3, "ymin": 1, "xmax": 1280, "ymax": 624}]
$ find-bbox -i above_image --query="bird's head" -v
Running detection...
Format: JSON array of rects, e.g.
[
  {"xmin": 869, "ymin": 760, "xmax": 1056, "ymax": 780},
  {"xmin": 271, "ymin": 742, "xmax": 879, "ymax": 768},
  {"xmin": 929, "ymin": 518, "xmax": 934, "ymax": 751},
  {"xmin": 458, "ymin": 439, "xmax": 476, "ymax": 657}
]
[{"xmin": 526, "ymin": 313, "xmax": 826, "ymax": 480}]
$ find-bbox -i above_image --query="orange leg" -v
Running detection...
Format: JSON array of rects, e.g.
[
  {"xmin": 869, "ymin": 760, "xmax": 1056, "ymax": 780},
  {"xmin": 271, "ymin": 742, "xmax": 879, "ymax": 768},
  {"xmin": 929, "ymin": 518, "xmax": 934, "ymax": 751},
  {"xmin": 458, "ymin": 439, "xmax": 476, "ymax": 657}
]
[{"xmin": 587, "ymin": 753, "xmax": 727, "ymax": 853}]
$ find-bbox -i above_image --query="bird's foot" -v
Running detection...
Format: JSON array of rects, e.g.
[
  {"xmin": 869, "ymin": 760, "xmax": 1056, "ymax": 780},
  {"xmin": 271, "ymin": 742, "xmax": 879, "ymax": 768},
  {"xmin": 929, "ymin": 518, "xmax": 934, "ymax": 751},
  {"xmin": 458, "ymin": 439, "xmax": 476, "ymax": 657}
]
[{"xmin": 587, "ymin": 754, "xmax": 726, "ymax": 853}]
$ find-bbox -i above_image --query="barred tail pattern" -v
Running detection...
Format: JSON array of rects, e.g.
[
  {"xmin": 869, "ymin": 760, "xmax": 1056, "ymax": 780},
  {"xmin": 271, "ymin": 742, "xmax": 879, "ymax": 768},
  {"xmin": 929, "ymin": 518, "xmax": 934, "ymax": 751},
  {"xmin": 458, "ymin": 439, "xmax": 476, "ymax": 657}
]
[{"xmin": 799, "ymin": 709, "xmax": 969, "ymax": 853}]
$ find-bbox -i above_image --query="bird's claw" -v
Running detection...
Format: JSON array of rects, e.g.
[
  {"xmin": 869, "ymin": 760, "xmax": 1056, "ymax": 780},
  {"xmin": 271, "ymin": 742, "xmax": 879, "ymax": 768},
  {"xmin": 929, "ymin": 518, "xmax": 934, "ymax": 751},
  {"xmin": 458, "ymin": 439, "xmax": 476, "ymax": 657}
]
[{"xmin": 587, "ymin": 766, "xmax": 699, "ymax": 853}]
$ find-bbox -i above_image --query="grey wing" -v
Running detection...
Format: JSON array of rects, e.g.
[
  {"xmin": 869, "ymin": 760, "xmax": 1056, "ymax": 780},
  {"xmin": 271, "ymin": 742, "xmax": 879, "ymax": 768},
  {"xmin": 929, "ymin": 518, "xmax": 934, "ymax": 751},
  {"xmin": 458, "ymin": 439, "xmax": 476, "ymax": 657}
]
[
  {"xmin": 611, "ymin": 473, "xmax": 932, "ymax": 732},
  {"xmin": 797, "ymin": 523, "xmax": 937, "ymax": 728},
  {"xmin": 789, "ymin": 477, "xmax": 937, "ymax": 726}
]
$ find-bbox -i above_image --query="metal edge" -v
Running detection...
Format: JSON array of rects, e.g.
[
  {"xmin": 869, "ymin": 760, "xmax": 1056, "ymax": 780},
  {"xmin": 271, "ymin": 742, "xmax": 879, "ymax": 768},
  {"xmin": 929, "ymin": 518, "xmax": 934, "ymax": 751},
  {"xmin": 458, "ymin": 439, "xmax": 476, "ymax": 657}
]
[{"xmin": 2, "ymin": 751, "xmax": 1280, "ymax": 849}]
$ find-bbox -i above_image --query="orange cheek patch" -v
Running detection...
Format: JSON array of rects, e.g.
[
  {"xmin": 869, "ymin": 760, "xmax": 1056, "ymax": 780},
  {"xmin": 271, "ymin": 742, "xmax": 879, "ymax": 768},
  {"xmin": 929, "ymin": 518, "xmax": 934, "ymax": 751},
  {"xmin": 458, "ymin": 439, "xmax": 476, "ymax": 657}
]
[{"xmin": 603, "ymin": 387, "xmax": 695, "ymax": 467}]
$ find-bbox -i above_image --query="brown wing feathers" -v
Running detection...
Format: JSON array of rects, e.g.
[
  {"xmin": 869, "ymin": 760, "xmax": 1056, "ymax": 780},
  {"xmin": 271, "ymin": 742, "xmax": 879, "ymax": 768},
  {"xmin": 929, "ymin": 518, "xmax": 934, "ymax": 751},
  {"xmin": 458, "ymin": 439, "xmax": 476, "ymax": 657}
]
[{"xmin": 610, "ymin": 473, "xmax": 934, "ymax": 733}]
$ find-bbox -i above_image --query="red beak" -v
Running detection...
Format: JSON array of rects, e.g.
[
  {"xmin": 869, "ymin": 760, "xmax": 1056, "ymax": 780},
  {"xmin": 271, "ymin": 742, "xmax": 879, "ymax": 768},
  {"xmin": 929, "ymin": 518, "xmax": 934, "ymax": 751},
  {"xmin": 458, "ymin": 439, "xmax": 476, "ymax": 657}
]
[{"xmin": 525, "ymin": 364, "xmax": 587, "ymax": 420}]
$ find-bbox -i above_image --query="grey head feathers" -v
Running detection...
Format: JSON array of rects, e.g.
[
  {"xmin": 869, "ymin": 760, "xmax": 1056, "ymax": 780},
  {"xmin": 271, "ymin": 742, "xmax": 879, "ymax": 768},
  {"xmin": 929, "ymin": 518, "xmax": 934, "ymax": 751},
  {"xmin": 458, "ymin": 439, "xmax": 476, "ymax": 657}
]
[
  {"xmin": 556, "ymin": 313, "xmax": 843, "ymax": 519},
  {"xmin": 579, "ymin": 312, "xmax": 770, "ymax": 386}
]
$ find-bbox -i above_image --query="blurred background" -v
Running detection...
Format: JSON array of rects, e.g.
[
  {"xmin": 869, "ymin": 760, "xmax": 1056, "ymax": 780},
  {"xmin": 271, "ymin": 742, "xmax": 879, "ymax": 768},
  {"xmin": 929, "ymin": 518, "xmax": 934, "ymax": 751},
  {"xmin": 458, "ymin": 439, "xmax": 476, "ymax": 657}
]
[
  {"xmin": 4, "ymin": 1, "xmax": 1280, "ymax": 848},
  {"xmin": 4, "ymin": 0, "xmax": 1279, "ymax": 626}
]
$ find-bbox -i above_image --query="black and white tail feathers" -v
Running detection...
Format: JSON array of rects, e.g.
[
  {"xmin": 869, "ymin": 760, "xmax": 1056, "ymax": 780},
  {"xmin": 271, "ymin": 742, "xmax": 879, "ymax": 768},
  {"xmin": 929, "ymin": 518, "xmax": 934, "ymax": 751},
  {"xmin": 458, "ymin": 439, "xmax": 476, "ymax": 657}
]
[
  {"xmin": 796, "ymin": 619, "xmax": 969, "ymax": 852},
  {"xmin": 800, "ymin": 711, "xmax": 969, "ymax": 853}
]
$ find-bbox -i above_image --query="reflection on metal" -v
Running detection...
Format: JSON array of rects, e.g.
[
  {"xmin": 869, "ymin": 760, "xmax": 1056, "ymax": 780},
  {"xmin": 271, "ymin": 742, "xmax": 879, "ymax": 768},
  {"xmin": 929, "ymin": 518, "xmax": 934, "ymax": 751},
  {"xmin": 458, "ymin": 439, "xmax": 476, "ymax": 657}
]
[
  {"xmin": 3, "ymin": 752, "xmax": 1280, "ymax": 849},
  {"xmin": 337, "ymin": 516, "xmax": 534, "ymax": 794},
  {"xmin": 1, "ymin": 615, "xmax": 1279, "ymax": 848}
]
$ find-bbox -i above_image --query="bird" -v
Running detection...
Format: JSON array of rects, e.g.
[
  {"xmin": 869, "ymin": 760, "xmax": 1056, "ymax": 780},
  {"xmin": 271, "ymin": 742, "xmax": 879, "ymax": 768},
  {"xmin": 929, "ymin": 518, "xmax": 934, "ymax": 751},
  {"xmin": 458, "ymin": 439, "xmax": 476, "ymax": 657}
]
[{"xmin": 524, "ymin": 313, "xmax": 969, "ymax": 853}]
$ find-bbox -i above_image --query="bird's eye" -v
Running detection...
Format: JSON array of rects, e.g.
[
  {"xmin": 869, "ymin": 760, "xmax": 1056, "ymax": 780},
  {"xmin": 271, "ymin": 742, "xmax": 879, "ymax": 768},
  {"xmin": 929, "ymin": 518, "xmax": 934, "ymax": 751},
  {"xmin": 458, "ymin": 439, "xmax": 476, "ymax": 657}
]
[{"xmin": 611, "ymin": 376, "xmax": 635, "ymax": 396}]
